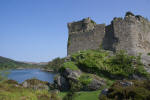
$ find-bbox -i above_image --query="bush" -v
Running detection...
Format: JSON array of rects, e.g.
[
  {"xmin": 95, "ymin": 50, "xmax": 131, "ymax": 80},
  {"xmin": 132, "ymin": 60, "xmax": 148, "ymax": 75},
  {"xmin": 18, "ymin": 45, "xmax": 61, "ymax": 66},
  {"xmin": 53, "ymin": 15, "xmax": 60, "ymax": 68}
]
[
  {"xmin": 107, "ymin": 50, "xmax": 136, "ymax": 78},
  {"xmin": 45, "ymin": 57, "xmax": 65, "ymax": 72},
  {"xmin": 70, "ymin": 50, "xmax": 149, "ymax": 79},
  {"xmin": 99, "ymin": 80, "xmax": 150, "ymax": 100},
  {"xmin": 78, "ymin": 74, "xmax": 93, "ymax": 86},
  {"xmin": 69, "ymin": 80, "xmax": 82, "ymax": 92},
  {"xmin": 60, "ymin": 61, "xmax": 79, "ymax": 71}
]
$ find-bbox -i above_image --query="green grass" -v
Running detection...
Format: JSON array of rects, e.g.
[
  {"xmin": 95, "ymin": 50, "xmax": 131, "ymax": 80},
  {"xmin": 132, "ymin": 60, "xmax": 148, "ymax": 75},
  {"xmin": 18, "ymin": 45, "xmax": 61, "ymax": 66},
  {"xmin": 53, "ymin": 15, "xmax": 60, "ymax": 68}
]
[
  {"xmin": 58, "ymin": 92, "xmax": 68, "ymax": 98},
  {"xmin": 70, "ymin": 50, "xmax": 149, "ymax": 79},
  {"xmin": 59, "ymin": 90, "xmax": 101, "ymax": 100},
  {"xmin": 74, "ymin": 90, "xmax": 101, "ymax": 100},
  {"xmin": 59, "ymin": 80, "xmax": 114, "ymax": 100},
  {"xmin": 0, "ymin": 80, "xmax": 60, "ymax": 100},
  {"xmin": 78, "ymin": 74, "xmax": 93, "ymax": 85},
  {"xmin": 61, "ymin": 61, "xmax": 79, "ymax": 71}
]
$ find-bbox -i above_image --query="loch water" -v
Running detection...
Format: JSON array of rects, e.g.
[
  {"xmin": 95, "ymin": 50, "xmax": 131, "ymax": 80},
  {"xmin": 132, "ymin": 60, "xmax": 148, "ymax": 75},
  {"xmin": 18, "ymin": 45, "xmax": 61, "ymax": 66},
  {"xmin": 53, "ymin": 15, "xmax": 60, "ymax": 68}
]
[{"xmin": 4, "ymin": 69, "xmax": 56, "ymax": 83}]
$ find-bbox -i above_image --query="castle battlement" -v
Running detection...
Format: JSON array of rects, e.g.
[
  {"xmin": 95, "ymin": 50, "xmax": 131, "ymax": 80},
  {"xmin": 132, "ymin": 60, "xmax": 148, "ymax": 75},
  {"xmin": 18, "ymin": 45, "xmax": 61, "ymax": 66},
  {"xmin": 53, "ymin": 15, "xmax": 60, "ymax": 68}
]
[
  {"xmin": 67, "ymin": 12, "xmax": 150, "ymax": 56},
  {"xmin": 68, "ymin": 17, "xmax": 96, "ymax": 34}
]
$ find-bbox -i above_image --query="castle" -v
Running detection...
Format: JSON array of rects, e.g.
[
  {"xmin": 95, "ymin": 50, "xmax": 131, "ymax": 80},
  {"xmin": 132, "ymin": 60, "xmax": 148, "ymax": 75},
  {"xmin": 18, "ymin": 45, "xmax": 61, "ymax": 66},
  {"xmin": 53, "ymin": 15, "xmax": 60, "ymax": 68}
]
[{"xmin": 67, "ymin": 12, "xmax": 150, "ymax": 56}]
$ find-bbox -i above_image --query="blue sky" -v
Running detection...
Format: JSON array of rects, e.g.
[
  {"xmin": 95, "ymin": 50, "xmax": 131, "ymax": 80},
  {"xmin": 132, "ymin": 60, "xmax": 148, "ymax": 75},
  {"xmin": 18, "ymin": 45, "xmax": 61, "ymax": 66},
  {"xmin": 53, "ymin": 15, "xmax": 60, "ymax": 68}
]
[{"xmin": 0, "ymin": 0, "xmax": 150, "ymax": 62}]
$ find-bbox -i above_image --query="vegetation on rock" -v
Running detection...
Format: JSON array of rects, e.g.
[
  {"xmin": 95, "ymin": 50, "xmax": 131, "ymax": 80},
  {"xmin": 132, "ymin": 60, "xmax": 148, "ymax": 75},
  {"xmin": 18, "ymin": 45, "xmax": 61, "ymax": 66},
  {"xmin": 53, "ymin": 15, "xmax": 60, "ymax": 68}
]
[
  {"xmin": 70, "ymin": 50, "xmax": 148, "ymax": 79},
  {"xmin": 99, "ymin": 80, "xmax": 150, "ymax": 100},
  {"xmin": 54, "ymin": 49, "xmax": 150, "ymax": 99},
  {"xmin": 60, "ymin": 61, "xmax": 79, "ymax": 71},
  {"xmin": 78, "ymin": 74, "xmax": 93, "ymax": 86}
]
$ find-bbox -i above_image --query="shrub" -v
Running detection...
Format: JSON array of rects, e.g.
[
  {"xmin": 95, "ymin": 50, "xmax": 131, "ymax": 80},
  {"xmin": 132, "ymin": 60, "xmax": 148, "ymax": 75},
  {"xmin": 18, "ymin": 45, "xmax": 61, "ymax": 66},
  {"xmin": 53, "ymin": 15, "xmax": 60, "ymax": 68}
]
[
  {"xmin": 69, "ymin": 80, "xmax": 82, "ymax": 92},
  {"xmin": 70, "ymin": 50, "xmax": 149, "ymax": 79},
  {"xmin": 107, "ymin": 50, "xmax": 135, "ymax": 78},
  {"xmin": 99, "ymin": 80, "xmax": 150, "ymax": 100},
  {"xmin": 61, "ymin": 62, "xmax": 79, "ymax": 71},
  {"xmin": 78, "ymin": 74, "xmax": 93, "ymax": 86},
  {"xmin": 45, "ymin": 57, "xmax": 65, "ymax": 72}
]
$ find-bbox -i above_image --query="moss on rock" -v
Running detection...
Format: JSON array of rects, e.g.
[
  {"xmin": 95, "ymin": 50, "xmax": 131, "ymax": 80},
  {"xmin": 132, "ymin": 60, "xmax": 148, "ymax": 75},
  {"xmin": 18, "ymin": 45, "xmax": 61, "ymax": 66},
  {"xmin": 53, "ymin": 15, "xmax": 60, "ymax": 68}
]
[{"xmin": 61, "ymin": 61, "xmax": 79, "ymax": 71}]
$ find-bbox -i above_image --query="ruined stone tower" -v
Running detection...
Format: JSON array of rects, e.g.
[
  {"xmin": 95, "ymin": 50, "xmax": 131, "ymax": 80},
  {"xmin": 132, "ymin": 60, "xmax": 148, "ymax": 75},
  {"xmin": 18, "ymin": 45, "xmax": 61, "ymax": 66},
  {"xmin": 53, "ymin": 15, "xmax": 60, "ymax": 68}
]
[{"xmin": 67, "ymin": 12, "xmax": 150, "ymax": 56}]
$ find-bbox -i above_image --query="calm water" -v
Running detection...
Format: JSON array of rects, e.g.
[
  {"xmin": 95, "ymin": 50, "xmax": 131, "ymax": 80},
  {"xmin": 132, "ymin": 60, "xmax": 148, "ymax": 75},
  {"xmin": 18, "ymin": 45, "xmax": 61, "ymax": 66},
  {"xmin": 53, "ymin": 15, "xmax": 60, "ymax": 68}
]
[{"xmin": 5, "ymin": 69, "xmax": 56, "ymax": 83}]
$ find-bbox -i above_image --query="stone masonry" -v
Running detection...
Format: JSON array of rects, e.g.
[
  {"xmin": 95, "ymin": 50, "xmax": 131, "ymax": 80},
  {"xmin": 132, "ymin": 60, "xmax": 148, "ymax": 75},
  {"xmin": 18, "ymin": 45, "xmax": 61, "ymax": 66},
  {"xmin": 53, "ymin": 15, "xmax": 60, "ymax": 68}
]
[{"xmin": 67, "ymin": 12, "xmax": 150, "ymax": 56}]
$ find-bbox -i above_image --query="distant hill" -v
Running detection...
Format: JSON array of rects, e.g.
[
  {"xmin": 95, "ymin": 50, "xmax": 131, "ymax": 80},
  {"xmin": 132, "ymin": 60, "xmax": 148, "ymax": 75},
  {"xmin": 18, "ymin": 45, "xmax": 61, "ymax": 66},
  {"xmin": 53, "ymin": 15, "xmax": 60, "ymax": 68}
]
[
  {"xmin": 0, "ymin": 56, "xmax": 42, "ymax": 69},
  {"xmin": 23, "ymin": 61, "xmax": 48, "ymax": 66}
]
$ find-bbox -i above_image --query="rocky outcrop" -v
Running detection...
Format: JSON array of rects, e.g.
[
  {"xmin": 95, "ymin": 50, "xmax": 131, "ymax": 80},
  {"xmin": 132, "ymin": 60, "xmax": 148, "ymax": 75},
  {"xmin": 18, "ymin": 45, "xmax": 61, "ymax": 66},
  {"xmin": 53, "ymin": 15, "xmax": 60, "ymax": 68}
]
[
  {"xmin": 82, "ymin": 76, "xmax": 106, "ymax": 91},
  {"xmin": 62, "ymin": 68, "xmax": 82, "ymax": 80},
  {"xmin": 22, "ymin": 79, "xmax": 50, "ymax": 90},
  {"xmin": 141, "ymin": 54, "xmax": 150, "ymax": 73},
  {"xmin": 54, "ymin": 67, "xmax": 106, "ymax": 91},
  {"xmin": 54, "ymin": 68, "xmax": 82, "ymax": 91},
  {"xmin": 54, "ymin": 75, "xmax": 70, "ymax": 91}
]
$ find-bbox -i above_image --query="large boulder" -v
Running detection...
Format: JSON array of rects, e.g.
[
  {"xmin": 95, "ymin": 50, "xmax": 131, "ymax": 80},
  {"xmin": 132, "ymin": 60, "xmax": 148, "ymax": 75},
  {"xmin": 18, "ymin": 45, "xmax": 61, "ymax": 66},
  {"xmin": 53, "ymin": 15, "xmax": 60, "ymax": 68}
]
[
  {"xmin": 81, "ymin": 75, "xmax": 106, "ymax": 91},
  {"xmin": 54, "ymin": 68, "xmax": 82, "ymax": 91},
  {"xmin": 84, "ymin": 78, "xmax": 105, "ymax": 91},
  {"xmin": 55, "ymin": 61, "xmax": 106, "ymax": 91},
  {"xmin": 62, "ymin": 68, "xmax": 82, "ymax": 80},
  {"xmin": 54, "ymin": 75, "xmax": 70, "ymax": 91},
  {"xmin": 22, "ymin": 79, "xmax": 50, "ymax": 90}
]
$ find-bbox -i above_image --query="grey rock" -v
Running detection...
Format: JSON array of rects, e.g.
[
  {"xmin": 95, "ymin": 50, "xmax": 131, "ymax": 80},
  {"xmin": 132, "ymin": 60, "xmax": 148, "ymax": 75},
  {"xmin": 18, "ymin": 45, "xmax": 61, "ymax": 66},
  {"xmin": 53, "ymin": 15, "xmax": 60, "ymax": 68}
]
[
  {"xmin": 141, "ymin": 54, "xmax": 150, "ymax": 73},
  {"xmin": 119, "ymin": 81, "xmax": 133, "ymax": 87},
  {"xmin": 83, "ymin": 77, "xmax": 106, "ymax": 91},
  {"xmin": 67, "ymin": 12, "xmax": 150, "ymax": 58},
  {"xmin": 22, "ymin": 79, "xmax": 50, "ymax": 90},
  {"xmin": 54, "ymin": 75, "xmax": 69, "ymax": 91},
  {"xmin": 54, "ymin": 68, "xmax": 82, "ymax": 91},
  {"xmin": 62, "ymin": 68, "xmax": 82, "ymax": 80},
  {"xmin": 51, "ymin": 89, "xmax": 60, "ymax": 94},
  {"xmin": 101, "ymin": 88, "xmax": 109, "ymax": 95},
  {"xmin": 99, "ymin": 88, "xmax": 109, "ymax": 98}
]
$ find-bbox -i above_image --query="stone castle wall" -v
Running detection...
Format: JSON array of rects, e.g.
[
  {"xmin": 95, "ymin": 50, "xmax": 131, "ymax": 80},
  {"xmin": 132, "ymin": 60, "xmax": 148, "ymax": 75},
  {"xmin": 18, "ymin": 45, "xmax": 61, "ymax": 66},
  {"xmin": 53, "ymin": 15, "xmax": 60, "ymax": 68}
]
[
  {"xmin": 67, "ymin": 18, "xmax": 105, "ymax": 55},
  {"xmin": 112, "ymin": 14, "xmax": 150, "ymax": 55},
  {"xmin": 67, "ymin": 12, "xmax": 150, "ymax": 56}
]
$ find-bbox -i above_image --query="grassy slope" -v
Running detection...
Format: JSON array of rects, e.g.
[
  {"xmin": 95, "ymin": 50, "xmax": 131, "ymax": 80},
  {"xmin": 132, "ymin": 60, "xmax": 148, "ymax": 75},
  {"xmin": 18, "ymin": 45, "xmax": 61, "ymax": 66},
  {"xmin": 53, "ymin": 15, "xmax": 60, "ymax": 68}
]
[
  {"xmin": 58, "ymin": 81, "xmax": 114, "ymax": 100},
  {"xmin": 58, "ymin": 50, "xmax": 149, "ymax": 100},
  {"xmin": 59, "ymin": 90, "xmax": 101, "ymax": 100},
  {"xmin": 0, "ymin": 80, "xmax": 62, "ymax": 100},
  {"xmin": 0, "ymin": 56, "xmax": 41, "ymax": 69},
  {"xmin": 0, "ymin": 82, "xmax": 50, "ymax": 100},
  {"xmin": 74, "ymin": 90, "xmax": 101, "ymax": 100}
]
